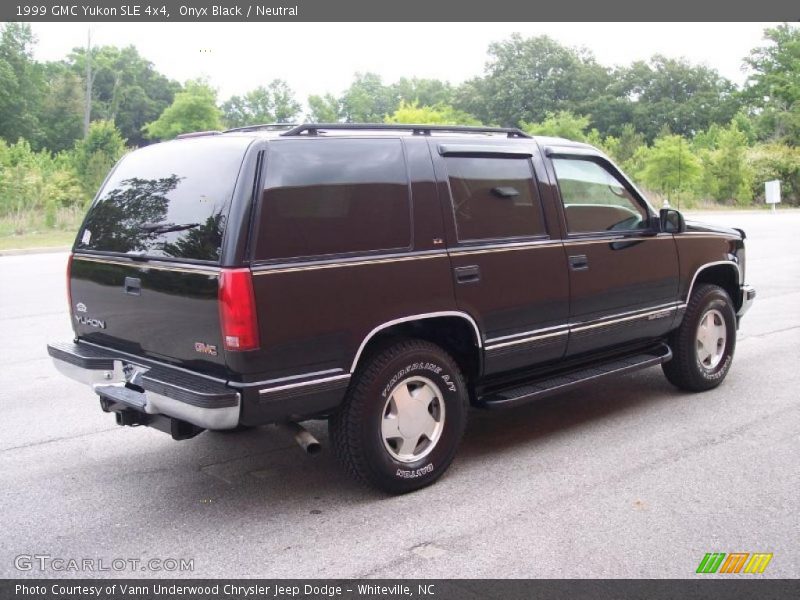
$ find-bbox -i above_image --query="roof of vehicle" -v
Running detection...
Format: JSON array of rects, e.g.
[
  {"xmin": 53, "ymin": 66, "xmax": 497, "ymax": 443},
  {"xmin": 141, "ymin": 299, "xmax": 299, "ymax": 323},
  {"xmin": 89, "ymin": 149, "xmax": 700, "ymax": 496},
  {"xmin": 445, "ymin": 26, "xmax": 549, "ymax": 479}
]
[{"xmin": 173, "ymin": 123, "xmax": 595, "ymax": 150}]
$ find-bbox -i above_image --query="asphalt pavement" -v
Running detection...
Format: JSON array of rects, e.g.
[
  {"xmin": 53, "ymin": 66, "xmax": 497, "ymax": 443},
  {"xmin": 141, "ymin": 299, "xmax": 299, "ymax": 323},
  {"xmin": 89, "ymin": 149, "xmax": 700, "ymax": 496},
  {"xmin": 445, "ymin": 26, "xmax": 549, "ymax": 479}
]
[{"xmin": 0, "ymin": 209, "xmax": 797, "ymax": 578}]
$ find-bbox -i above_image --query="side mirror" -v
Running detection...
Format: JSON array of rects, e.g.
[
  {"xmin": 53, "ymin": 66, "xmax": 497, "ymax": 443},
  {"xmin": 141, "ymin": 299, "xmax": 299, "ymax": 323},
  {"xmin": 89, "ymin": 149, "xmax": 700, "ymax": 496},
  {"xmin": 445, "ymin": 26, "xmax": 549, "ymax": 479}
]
[{"xmin": 660, "ymin": 208, "xmax": 686, "ymax": 234}]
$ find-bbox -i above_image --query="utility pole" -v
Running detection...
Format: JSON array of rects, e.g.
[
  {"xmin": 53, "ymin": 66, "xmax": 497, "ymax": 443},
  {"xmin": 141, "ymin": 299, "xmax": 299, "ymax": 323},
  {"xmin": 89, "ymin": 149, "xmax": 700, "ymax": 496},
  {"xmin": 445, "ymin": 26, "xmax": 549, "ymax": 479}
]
[
  {"xmin": 83, "ymin": 29, "xmax": 92, "ymax": 138},
  {"xmin": 677, "ymin": 136, "xmax": 682, "ymax": 209}
]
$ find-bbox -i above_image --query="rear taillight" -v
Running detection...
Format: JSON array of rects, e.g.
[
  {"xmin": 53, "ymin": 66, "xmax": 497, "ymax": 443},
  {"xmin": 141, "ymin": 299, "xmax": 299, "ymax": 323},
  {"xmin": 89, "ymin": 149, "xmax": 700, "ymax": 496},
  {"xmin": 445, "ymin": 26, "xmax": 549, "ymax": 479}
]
[
  {"xmin": 218, "ymin": 268, "xmax": 260, "ymax": 351},
  {"xmin": 66, "ymin": 253, "xmax": 74, "ymax": 314}
]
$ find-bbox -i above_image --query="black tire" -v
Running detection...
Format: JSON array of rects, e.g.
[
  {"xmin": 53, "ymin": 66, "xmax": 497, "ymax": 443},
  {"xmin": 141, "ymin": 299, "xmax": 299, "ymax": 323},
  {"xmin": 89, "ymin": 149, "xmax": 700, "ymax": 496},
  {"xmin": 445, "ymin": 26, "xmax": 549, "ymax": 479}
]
[
  {"xmin": 663, "ymin": 283, "xmax": 737, "ymax": 392},
  {"xmin": 329, "ymin": 339, "xmax": 468, "ymax": 494}
]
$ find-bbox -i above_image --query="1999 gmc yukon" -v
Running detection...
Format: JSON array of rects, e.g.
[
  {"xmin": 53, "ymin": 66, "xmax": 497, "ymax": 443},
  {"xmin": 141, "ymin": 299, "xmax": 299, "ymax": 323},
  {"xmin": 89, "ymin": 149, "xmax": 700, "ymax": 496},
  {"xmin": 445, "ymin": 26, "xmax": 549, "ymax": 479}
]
[{"xmin": 48, "ymin": 123, "xmax": 756, "ymax": 493}]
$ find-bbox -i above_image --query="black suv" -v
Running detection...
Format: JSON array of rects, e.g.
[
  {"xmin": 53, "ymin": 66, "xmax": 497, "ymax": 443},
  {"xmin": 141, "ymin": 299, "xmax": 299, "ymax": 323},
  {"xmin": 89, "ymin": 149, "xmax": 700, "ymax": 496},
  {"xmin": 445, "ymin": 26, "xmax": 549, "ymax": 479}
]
[{"xmin": 48, "ymin": 123, "xmax": 756, "ymax": 493}]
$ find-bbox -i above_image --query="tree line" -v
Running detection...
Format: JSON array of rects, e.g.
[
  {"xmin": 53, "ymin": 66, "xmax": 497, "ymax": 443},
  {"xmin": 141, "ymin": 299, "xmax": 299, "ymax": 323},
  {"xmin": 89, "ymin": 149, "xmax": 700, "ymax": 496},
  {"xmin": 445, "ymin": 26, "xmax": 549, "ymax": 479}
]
[{"xmin": 1, "ymin": 22, "xmax": 799, "ymax": 236}]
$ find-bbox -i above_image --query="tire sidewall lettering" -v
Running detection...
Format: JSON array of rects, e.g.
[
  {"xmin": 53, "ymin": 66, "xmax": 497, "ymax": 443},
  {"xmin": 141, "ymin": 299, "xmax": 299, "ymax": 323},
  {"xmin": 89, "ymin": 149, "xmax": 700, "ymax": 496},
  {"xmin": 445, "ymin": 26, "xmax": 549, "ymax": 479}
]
[{"xmin": 368, "ymin": 353, "xmax": 465, "ymax": 484}]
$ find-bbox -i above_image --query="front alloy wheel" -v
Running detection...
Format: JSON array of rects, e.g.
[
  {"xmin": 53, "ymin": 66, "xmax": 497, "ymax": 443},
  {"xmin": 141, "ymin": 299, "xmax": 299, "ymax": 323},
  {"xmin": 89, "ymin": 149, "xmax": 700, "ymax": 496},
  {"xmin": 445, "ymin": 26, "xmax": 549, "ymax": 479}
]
[{"xmin": 663, "ymin": 283, "xmax": 737, "ymax": 392}]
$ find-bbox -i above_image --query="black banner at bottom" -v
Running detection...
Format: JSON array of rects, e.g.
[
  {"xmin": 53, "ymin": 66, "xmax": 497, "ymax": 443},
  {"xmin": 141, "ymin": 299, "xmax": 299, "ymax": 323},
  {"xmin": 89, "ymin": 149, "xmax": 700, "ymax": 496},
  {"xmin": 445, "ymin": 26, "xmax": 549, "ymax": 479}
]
[{"xmin": 2, "ymin": 579, "xmax": 799, "ymax": 600}]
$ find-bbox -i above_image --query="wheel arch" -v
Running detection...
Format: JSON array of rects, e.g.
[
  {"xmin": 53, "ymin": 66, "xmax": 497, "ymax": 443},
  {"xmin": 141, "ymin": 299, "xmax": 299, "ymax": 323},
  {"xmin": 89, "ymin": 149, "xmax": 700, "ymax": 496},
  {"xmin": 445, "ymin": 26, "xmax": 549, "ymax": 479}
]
[
  {"xmin": 349, "ymin": 312, "xmax": 482, "ymax": 378},
  {"xmin": 686, "ymin": 261, "xmax": 742, "ymax": 310}
]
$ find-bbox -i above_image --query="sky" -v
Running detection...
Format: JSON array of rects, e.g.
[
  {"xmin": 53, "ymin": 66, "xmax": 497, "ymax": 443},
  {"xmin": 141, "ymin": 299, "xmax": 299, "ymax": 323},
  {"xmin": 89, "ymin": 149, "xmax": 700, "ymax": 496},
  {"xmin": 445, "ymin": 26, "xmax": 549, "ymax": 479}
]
[{"xmin": 28, "ymin": 22, "xmax": 782, "ymax": 106}]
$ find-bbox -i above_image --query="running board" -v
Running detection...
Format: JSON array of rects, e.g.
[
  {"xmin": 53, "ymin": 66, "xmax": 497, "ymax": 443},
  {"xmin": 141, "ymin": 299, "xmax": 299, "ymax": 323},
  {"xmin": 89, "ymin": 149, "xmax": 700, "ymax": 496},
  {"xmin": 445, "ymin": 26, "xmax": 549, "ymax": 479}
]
[{"xmin": 478, "ymin": 343, "xmax": 672, "ymax": 410}]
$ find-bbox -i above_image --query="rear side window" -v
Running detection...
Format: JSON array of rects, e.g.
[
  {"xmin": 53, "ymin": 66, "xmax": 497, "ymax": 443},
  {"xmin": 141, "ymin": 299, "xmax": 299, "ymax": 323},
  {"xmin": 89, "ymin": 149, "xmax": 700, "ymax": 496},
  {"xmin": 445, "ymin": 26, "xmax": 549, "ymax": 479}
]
[
  {"xmin": 255, "ymin": 139, "xmax": 411, "ymax": 260},
  {"xmin": 445, "ymin": 156, "xmax": 545, "ymax": 241},
  {"xmin": 76, "ymin": 136, "xmax": 250, "ymax": 262}
]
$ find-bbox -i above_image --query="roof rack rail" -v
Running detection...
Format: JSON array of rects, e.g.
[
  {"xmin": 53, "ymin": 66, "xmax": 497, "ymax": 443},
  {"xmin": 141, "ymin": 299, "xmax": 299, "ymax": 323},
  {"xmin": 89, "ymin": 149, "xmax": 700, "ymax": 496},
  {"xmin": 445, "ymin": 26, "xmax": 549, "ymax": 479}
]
[
  {"xmin": 223, "ymin": 123, "xmax": 299, "ymax": 133},
  {"xmin": 279, "ymin": 123, "xmax": 531, "ymax": 139},
  {"xmin": 175, "ymin": 130, "xmax": 222, "ymax": 139}
]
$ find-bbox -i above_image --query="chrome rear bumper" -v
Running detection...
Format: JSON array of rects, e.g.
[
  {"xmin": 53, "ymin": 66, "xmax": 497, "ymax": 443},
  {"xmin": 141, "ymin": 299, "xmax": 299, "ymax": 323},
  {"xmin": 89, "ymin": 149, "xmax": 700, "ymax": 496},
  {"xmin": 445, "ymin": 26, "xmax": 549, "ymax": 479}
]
[{"xmin": 47, "ymin": 341, "xmax": 240, "ymax": 431}]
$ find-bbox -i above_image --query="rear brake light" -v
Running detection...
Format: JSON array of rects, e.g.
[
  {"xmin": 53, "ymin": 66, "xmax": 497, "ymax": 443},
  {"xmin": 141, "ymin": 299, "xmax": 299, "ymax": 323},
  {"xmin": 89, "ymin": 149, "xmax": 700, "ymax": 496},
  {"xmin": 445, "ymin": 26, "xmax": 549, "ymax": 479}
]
[
  {"xmin": 218, "ymin": 268, "xmax": 260, "ymax": 351},
  {"xmin": 66, "ymin": 253, "xmax": 74, "ymax": 314}
]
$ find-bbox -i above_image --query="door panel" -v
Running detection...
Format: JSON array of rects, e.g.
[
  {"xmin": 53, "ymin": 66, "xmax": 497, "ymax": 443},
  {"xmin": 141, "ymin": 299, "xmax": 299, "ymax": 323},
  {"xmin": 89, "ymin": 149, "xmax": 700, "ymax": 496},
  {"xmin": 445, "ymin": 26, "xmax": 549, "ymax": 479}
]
[
  {"xmin": 564, "ymin": 235, "xmax": 680, "ymax": 355},
  {"xmin": 449, "ymin": 243, "xmax": 570, "ymax": 374},
  {"xmin": 431, "ymin": 140, "xmax": 570, "ymax": 375},
  {"xmin": 547, "ymin": 155, "xmax": 680, "ymax": 357}
]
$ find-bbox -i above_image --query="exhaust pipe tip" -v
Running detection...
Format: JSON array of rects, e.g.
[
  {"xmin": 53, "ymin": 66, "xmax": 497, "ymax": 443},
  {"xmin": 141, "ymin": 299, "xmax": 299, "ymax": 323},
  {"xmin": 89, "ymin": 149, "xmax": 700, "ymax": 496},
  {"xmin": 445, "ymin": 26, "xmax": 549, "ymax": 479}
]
[
  {"xmin": 303, "ymin": 438, "xmax": 322, "ymax": 455},
  {"xmin": 278, "ymin": 422, "xmax": 321, "ymax": 455}
]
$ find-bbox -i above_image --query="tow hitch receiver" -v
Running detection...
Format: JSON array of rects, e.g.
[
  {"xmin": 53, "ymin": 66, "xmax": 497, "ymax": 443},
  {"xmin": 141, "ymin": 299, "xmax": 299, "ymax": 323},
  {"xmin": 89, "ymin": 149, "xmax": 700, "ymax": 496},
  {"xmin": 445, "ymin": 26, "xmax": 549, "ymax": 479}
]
[{"xmin": 98, "ymin": 390, "xmax": 204, "ymax": 441}]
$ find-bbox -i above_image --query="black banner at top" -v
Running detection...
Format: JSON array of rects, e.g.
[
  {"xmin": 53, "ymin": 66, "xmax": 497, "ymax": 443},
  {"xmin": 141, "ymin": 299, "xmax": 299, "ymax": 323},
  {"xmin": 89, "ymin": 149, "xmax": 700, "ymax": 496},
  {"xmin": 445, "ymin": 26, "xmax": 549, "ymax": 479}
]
[{"xmin": 3, "ymin": 0, "xmax": 800, "ymax": 22}]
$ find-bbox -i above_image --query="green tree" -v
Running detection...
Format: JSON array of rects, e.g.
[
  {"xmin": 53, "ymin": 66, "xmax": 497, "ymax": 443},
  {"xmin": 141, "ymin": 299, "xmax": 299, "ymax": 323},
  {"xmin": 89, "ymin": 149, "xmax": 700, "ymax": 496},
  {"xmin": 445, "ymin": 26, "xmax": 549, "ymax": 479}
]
[
  {"xmin": 521, "ymin": 111, "xmax": 591, "ymax": 141},
  {"xmin": 607, "ymin": 124, "xmax": 647, "ymax": 166},
  {"xmin": 747, "ymin": 143, "xmax": 800, "ymax": 205},
  {"xmin": 222, "ymin": 79, "xmax": 301, "ymax": 128},
  {"xmin": 453, "ymin": 34, "xmax": 610, "ymax": 127},
  {"xmin": 340, "ymin": 72, "xmax": 398, "ymax": 122},
  {"xmin": 72, "ymin": 120, "xmax": 126, "ymax": 198},
  {"xmin": 618, "ymin": 55, "xmax": 741, "ymax": 141},
  {"xmin": 385, "ymin": 101, "xmax": 480, "ymax": 125},
  {"xmin": 391, "ymin": 77, "xmax": 454, "ymax": 107},
  {"xmin": 0, "ymin": 23, "xmax": 44, "ymax": 146},
  {"xmin": 744, "ymin": 24, "xmax": 800, "ymax": 145},
  {"xmin": 635, "ymin": 134, "xmax": 701, "ymax": 202},
  {"xmin": 67, "ymin": 44, "xmax": 180, "ymax": 146},
  {"xmin": 143, "ymin": 80, "xmax": 222, "ymax": 140},
  {"xmin": 306, "ymin": 93, "xmax": 341, "ymax": 122},
  {"xmin": 38, "ymin": 62, "xmax": 84, "ymax": 153},
  {"xmin": 698, "ymin": 122, "xmax": 754, "ymax": 204}
]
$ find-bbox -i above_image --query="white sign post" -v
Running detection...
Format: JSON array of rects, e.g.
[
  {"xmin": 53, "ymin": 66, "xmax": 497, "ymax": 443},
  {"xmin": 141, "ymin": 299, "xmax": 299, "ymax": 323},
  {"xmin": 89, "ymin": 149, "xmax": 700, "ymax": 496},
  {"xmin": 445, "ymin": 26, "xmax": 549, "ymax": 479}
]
[{"xmin": 765, "ymin": 180, "xmax": 781, "ymax": 212}]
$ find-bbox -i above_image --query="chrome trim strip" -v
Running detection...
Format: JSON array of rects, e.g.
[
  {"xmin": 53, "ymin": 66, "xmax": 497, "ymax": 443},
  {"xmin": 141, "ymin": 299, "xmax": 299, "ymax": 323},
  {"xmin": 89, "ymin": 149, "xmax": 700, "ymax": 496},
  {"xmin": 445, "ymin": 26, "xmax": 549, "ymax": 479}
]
[
  {"xmin": 449, "ymin": 239, "xmax": 558, "ymax": 256},
  {"xmin": 230, "ymin": 368, "xmax": 346, "ymax": 389},
  {"xmin": 561, "ymin": 235, "xmax": 672, "ymax": 246},
  {"xmin": 571, "ymin": 304, "xmax": 683, "ymax": 333},
  {"xmin": 483, "ymin": 302, "xmax": 684, "ymax": 351},
  {"xmin": 680, "ymin": 232, "xmax": 740, "ymax": 238},
  {"xmin": 350, "ymin": 311, "xmax": 483, "ymax": 373},
  {"xmin": 252, "ymin": 251, "xmax": 447, "ymax": 275},
  {"xmin": 73, "ymin": 254, "xmax": 219, "ymax": 275},
  {"xmin": 485, "ymin": 323, "xmax": 569, "ymax": 345},
  {"xmin": 686, "ymin": 261, "xmax": 742, "ymax": 302},
  {"xmin": 258, "ymin": 373, "xmax": 351, "ymax": 395},
  {"xmin": 486, "ymin": 329, "xmax": 568, "ymax": 350}
]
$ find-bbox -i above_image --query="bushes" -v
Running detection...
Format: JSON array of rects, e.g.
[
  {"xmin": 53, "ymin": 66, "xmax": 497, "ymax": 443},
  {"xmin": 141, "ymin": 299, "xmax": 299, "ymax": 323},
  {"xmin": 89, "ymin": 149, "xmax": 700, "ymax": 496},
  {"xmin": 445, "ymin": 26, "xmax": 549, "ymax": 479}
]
[
  {"xmin": 0, "ymin": 121, "xmax": 127, "ymax": 235},
  {"xmin": 747, "ymin": 144, "xmax": 800, "ymax": 205},
  {"xmin": 72, "ymin": 120, "xmax": 126, "ymax": 197}
]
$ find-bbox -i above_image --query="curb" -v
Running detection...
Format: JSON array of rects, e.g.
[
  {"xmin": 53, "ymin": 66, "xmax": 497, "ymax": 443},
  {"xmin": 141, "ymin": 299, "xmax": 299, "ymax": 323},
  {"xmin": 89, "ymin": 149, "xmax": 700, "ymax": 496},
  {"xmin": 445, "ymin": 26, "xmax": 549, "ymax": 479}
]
[{"xmin": 0, "ymin": 246, "xmax": 71, "ymax": 257}]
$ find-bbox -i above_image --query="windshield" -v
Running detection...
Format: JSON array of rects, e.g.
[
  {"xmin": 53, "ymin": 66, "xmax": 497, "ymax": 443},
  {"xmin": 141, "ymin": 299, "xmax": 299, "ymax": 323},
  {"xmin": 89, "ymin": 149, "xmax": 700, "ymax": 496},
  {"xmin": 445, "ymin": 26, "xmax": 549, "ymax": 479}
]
[{"xmin": 75, "ymin": 136, "xmax": 251, "ymax": 262}]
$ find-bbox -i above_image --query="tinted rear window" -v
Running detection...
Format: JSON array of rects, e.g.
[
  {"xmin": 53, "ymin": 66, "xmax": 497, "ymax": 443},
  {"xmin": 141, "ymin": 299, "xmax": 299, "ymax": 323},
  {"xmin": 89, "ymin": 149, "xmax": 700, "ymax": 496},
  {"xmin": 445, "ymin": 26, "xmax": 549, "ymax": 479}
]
[
  {"xmin": 76, "ymin": 136, "xmax": 250, "ymax": 262},
  {"xmin": 254, "ymin": 138, "xmax": 411, "ymax": 260}
]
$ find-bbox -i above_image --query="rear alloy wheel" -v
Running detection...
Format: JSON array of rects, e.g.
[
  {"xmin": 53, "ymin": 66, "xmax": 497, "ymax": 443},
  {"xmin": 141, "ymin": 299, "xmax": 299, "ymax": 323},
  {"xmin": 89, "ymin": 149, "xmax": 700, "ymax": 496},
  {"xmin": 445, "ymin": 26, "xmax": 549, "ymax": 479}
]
[
  {"xmin": 330, "ymin": 339, "xmax": 468, "ymax": 494},
  {"xmin": 663, "ymin": 283, "xmax": 737, "ymax": 392},
  {"xmin": 381, "ymin": 376, "xmax": 446, "ymax": 463}
]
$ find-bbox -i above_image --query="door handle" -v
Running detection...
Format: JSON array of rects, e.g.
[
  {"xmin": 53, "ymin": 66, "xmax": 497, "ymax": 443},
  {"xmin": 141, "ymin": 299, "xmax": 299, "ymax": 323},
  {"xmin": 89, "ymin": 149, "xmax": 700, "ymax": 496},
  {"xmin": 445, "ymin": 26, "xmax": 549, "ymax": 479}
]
[
  {"xmin": 568, "ymin": 255, "xmax": 589, "ymax": 271},
  {"xmin": 454, "ymin": 265, "xmax": 480, "ymax": 284},
  {"xmin": 124, "ymin": 277, "xmax": 141, "ymax": 296}
]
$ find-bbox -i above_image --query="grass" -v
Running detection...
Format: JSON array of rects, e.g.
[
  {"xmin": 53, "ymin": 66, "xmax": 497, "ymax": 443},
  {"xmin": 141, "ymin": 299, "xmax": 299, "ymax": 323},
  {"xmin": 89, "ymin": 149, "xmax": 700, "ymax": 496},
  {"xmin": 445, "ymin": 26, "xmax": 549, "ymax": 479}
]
[
  {"xmin": 0, "ymin": 207, "xmax": 82, "ymax": 251},
  {"xmin": 0, "ymin": 229, "xmax": 76, "ymax": 251}
]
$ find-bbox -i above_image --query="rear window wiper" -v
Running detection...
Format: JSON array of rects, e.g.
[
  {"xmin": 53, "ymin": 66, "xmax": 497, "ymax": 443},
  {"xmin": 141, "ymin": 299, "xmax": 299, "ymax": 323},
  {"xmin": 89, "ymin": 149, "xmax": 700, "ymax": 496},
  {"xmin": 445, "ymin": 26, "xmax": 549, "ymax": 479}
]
[{"xmin": 140, "ymin": 222, "xmax": 200, "ymax": 234}]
